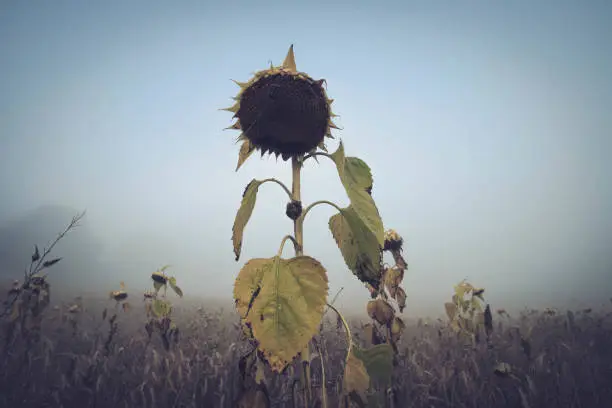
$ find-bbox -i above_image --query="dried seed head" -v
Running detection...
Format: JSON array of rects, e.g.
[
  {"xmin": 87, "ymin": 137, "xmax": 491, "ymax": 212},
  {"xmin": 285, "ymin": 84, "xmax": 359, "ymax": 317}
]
[
  {"xmin": 110, "ymin": 290, "xmax": 128, "ymax": 302},
  {"xmin": 151, "ymin": 271, "xmax": 168, "ymax": 284},
  {"xmin": 225, "ymin": 46, "xmax": 337, "ymax": 161},
  {"xmin": 383, "ymin": 229, "xmax": 404, "ymax": 251}
]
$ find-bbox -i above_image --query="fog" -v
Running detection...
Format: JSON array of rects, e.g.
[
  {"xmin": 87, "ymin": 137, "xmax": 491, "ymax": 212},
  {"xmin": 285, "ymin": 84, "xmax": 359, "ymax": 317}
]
[{"xmin": 1, "ymin": 0, "xmax": 611, "ymax": 317}]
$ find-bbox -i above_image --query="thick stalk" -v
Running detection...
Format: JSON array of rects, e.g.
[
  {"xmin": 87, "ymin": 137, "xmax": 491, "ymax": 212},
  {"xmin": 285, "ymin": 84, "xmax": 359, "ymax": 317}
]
[
  {"xmin": 291, "ymin": 156, "xmax": 311, "ymax": 407},
  {"xmin": 292, "ymin": 157, "xmax": 304, "ymax": 256}
]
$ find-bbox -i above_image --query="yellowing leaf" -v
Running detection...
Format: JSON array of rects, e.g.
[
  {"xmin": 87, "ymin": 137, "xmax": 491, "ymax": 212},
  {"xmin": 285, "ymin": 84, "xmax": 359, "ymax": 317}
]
[
  {"xmin": 329, "ymin": 206, "xmax": 381, "ymax": 287},
  {"xmin": 384, "ymin": 267, "xmax": 403, "ymax": 294},
  {"xmin": 234, "ymin": 258, "xmax": 268, "ymax": 318},
  {"xmin": 233, "ymin": 256, "xmax": 328, "ymax": 372},
  {"xmin": 236, "ymin": 139, "xmax": 255, "ymax": 172},
  {"xmin": 171, "ymin": 284, "xmax": 183, "ymax": 298},
  {"xmin": 168, "ymin": 277, "xmax": 183, "ymax": 298},
  {"xmin": 153, "ymin": 299, "xmax": 171, "ymax": 317},
  {"xmin": 471, "ymin": 297, "xmax": 483, "ymax": 312},
  {"xmin": 343, "ymin": 348, "xmax": 369, "ymax": 402},
  {"xmin": 454, "ymin": 280, "xmax": 473, "ymax": 300},
  {"xmin": 331, "ymin": 142, "xmax": 384, "ymax": 246},
  {"xmin": 390, "ymin": 316, "xmax": 405, "ymax": 343},
  {"xmin": 232, "ymin": 180, "xmax": 263, "ymax": 261},
  {"xmin": 366, "ymin": 299, "xmax": 394, "ymax": 326}
]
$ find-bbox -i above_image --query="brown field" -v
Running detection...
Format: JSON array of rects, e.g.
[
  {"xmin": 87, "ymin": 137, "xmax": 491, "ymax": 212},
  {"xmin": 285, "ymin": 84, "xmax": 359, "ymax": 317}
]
[{"xmin": 1, "ymin": 293, "xmax": 611, "ymax": 408}]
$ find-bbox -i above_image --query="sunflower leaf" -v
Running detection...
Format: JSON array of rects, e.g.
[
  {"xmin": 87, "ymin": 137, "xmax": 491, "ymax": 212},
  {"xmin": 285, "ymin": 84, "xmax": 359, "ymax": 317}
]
[
  {"xmin": 329, "ymin": 206, "xmax": 381, "ymax": 287},
  {"xmin": 331, "ymin": 142, "xmax": 384, "ymax": 246},
  {"xmin": 232, "ymin": 180, "xmax": 264, "ymax": 261},
  {"xmin": 233, "ymin": 256, "xmax": 328, "ymax": 372}
]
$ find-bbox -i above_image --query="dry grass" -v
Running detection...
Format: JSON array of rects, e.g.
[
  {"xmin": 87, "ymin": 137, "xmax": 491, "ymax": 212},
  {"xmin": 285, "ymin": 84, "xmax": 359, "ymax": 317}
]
[{"xmin": 1, "ymin": 294, "xmax": 611, "ymax": 408}]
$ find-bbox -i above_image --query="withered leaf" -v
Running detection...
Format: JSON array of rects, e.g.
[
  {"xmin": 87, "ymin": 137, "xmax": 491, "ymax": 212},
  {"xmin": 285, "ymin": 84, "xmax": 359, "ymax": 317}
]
[{"xmin": 42, "ymin": 258, "xmax": 62, "ymax": 268}]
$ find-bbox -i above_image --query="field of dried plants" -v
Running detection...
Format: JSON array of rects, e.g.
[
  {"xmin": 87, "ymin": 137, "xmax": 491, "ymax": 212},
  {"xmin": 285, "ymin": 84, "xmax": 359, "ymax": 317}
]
[{"xmin": 1, "ymin": 292, "xmax": 610, "ymax": 408}]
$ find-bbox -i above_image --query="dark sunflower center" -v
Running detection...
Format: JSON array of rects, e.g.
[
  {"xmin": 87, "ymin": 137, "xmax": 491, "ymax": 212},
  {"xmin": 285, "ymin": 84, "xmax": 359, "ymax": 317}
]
[{"xmin": 237, "ymin": 73, "xmax": 329, "ymax": 158}]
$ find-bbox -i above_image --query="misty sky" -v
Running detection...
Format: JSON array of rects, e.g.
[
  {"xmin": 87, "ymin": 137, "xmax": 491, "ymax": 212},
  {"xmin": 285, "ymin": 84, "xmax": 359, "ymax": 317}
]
[{"xmin": 1, "ymin": 0, "xmax": 611, "ymax": 316}]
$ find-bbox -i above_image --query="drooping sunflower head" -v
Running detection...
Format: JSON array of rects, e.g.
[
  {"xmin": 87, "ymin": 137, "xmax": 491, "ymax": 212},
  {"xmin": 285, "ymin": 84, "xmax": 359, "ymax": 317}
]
[
  {"xmin": 109, "ymin": 281, "xmax": 128, "ymax": 302},
  {"xmin": 383, "ymin": 229, "xmax": 404, "ymax": 251},
  {"xmin": 224, "ymin": 45, "xmax": 339, "ymax": 166},
  {"xmin": 151, "ymin": 271, "xmax": 168, "ymax": 285},
  {"xmin": 110, "ymin": 290, "xmax": 128, "ymax": 302}
]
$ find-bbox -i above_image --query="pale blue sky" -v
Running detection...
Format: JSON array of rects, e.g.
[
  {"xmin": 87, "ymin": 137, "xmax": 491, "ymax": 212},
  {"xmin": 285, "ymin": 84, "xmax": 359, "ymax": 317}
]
[{"xmin": 1, "ymin": 0, "xmax": 611, "ymax": 315}]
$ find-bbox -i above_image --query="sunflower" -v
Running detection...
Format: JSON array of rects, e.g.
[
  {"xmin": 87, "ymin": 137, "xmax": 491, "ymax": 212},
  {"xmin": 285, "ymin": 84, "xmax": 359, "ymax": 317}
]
[
  {"xmin": 224, "ymin": 45, "xmax": 339, "ymax": 166},
  {"xmin": 383, "ymin": 229, "xmax": 404, "ymax": 251},
  {"xmin": 109, "ymin": 281, "xmax": 128, "ymax": 302},
  {"xmin": 110, "ymin": 290, "xmax": 128, "ymax": 302},
  {"xmin": 151, "ymin": 271, "xmax": 168, "ymax": 285}
]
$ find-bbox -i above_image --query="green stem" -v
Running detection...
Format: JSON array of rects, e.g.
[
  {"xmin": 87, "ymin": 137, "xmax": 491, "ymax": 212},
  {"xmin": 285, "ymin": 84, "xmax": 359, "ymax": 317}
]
[
  {"xmin": 276, "ymin": 235, "xmax": 299, "ymax": 257},
  {"xmin": 261, "ymin": 177, "xmax": 292, "ymax": 199},
  {"xmin": 326, "ymin": 302, "xmax": 352, "ymax": 362},
  {"xmin": 292, "ymin": 156, "xmax": 311, "ymax": 407},
  {"xmin": 299, "ymin": 200, "xmax": 343, "ymax": 225},
  {"xmin": 323, "ymin": 286, "xmax": 344, "ymax": 316},
  {"xmin": 291, "ymin": 159, "xmax": 304, "ymax": 255},
  {"xmin": 329, "ymin": 287, "xmax": 344, "ymax": 307},
  {"xmin": 303, "ymin": 151, "xmax": 332, "ymax": 163}
]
